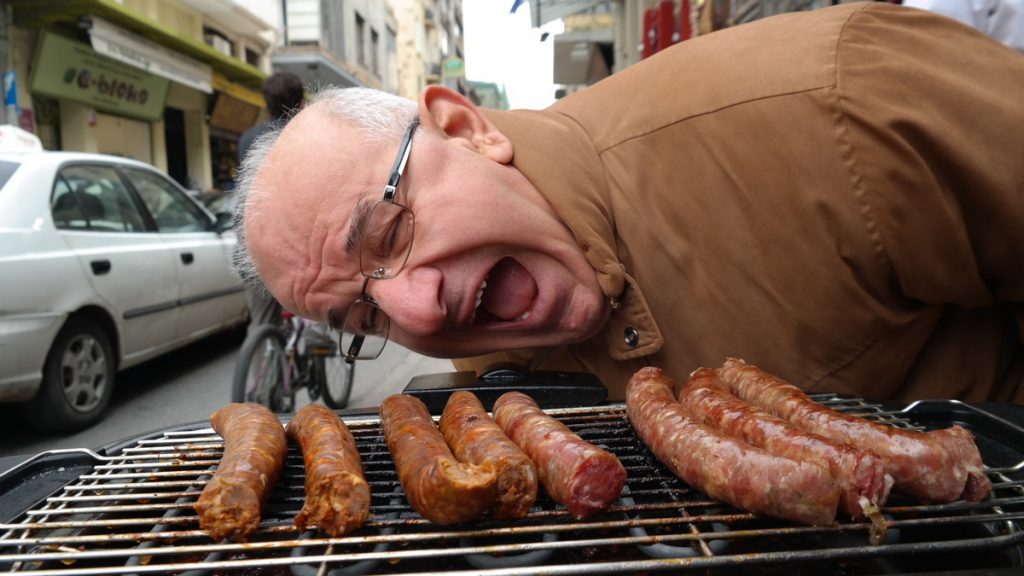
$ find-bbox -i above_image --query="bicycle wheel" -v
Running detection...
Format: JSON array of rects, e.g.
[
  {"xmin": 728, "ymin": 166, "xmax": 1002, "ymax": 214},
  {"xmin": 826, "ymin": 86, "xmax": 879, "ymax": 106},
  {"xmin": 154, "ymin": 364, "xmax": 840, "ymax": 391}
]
[
  {"xmin": 232, "ymin": 324, "xmax": 293, "ymax": 412},
  {"xmin": 316, "ymin": 354, "xmax": 354, "ymax": 409}
]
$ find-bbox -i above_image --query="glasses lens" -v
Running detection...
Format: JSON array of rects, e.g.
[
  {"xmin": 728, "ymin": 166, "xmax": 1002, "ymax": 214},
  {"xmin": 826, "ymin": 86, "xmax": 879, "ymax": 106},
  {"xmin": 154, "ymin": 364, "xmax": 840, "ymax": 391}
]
[
  {"xmin": 360, "ymin": 202, "xmax": 414, "ymax": 279},
  {"xmin": 340, "ymin": 299, "xmax": 389, "ymax": 360}
]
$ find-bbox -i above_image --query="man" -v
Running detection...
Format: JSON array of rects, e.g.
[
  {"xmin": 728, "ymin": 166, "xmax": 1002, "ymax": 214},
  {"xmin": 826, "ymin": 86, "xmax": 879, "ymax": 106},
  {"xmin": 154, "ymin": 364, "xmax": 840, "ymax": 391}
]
[
  {"xmin": 233, "ymin": 3, "xmax": 1024, "ymax": 402},
  {"xmin": 238, "ymin": 71, "xmax": 305, "ymax": 330}
]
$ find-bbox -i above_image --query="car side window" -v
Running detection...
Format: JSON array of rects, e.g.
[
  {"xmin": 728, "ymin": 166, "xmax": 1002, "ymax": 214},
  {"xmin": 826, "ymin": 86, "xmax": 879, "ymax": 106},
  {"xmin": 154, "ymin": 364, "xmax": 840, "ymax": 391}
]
[
  {"xmin": 52, "ymin": 165, "xmax": 147, "ymax": 232},
  {"xmin": 123, "ymin": 167, "xmax": 210, "ymax": 233}
]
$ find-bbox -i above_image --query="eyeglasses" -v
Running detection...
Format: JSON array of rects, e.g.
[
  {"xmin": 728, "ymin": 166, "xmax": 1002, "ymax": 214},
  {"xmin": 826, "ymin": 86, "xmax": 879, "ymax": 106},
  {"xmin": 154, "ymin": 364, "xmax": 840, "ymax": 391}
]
[{"xmin": 339, "ymin": 118, "xmax": 419, "ymax": 363}]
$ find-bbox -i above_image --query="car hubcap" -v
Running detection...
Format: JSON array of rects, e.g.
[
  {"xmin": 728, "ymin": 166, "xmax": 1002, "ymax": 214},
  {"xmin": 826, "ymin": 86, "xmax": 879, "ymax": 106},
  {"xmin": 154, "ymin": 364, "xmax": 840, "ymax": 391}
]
[{"xmin": 60, "ymin": 334, "xmax": 107, "ymax": 413}]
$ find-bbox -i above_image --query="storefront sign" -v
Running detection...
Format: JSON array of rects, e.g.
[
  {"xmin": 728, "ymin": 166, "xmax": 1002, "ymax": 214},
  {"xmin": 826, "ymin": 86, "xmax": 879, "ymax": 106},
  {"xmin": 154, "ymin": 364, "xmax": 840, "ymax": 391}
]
[
  {"xmin": 88, "ymin": 17, "xmax": 213, "ymax": 94},
  {"xmin": 30, "ymin": 32, "xmax": 169, "ymax": 121}
]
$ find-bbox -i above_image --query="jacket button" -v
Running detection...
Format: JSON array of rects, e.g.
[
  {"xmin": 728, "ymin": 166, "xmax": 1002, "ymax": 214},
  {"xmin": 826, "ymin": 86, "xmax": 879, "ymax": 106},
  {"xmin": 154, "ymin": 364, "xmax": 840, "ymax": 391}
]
[{"xmin": 623, "ymin": 327, "xmax": 639, "ymax": 348}]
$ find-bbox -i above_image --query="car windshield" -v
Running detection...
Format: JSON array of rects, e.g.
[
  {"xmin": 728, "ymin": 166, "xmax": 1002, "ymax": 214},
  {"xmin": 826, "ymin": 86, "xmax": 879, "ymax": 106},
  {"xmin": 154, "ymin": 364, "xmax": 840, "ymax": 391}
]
[{"xmin": 0, "ymin": 160, "xmax": 22, "ymax": 192}]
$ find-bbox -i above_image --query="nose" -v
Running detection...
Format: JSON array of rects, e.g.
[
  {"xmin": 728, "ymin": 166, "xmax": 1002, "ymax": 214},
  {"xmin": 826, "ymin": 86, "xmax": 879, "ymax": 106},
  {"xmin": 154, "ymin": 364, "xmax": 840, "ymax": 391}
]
[{"xmin": 371, "ymin": 266, "xmax": 446, "ymax": 338}]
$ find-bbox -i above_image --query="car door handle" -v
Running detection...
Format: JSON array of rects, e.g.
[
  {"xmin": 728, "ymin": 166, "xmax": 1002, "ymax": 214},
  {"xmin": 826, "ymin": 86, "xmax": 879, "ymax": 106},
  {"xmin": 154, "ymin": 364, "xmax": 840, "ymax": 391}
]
[
  {"xmin": 90, "ymin": 259, "xmax": 111, "ymax": 275},
  {"xmin": 180, "ymin": 252, "xmax": 194, "ymax": 265}
]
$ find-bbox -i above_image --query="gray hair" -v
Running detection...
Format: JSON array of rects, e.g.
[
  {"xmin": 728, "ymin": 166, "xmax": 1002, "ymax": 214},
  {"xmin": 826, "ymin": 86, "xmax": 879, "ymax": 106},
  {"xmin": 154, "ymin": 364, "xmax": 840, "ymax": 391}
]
[{"xmin": 231, "ymin": 86, "xmax": 418, "ymax": 295}]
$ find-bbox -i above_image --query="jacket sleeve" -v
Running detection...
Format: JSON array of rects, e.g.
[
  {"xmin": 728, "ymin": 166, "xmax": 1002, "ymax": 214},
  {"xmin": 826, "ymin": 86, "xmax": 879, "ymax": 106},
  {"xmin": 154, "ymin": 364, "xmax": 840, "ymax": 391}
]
[{"xmin": 836, "ymin": 5, "xmax": 1024, "ymax": 310}]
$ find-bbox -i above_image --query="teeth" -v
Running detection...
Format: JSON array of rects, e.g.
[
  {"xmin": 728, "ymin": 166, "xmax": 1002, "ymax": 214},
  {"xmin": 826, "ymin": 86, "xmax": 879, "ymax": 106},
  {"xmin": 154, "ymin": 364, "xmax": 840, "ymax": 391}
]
[
  {"xmin": 519, "ymin": 311, "xmax": 530, "ymax": 321},
  {"xmin": 475, "ymin": 280, "xmax": 487, "ymax": 310}
]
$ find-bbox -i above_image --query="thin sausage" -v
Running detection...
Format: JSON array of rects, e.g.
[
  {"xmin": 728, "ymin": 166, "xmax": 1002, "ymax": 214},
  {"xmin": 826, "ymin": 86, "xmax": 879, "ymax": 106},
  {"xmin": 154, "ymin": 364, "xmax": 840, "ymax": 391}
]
[
  {"xmin": 195, "ymin": 403, "xmax": 288, "ymax": 541},
  {"xmin": 286, "ymin": 403, "xmax": 371, "ymax": 536},
  {"xmin": 718, "ymin": 357, "xmax": 991, "ymax": 503},
  {"xmin": 492, "ymin": 391, "xmax": 625, "ymax": 519},
  {"xmin": 678, "ymin": 368, "xmax": 892, "ymax": 520},
  {"xmin": 627, "ymin": 367, "xmax": 840, "ymax": 526},
  {"xmin": 439, "ymin": 391, "xmax": 538, "ymax": 520},
  {"xmin": 380, "ymin": 394, "xmax": 497, "ymax": 524}
]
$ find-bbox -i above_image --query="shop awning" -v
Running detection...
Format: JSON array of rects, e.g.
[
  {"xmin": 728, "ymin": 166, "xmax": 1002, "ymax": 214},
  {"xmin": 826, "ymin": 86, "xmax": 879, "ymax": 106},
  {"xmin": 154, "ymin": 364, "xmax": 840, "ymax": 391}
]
[{"xmin": 11, "ymin": 0, "xmax": 267, "ymax": 90}]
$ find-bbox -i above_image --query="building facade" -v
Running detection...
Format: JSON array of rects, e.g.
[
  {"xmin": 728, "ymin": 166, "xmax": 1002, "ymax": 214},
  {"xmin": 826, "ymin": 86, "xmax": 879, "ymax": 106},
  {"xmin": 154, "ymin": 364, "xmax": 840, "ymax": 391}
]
[
  {"xmin": 272, "ymin": 0, "xmax": 399, "ymax": 94},
  {"xmin": 534, "ymin": 0, "xmax": 840, "ymax": 96},
  {"xmin": 3, "ymin": 0, "xmax": 277, "ymax": 192},
  {"xmin": 0, "ymin": 0, "xmax": 470, "ymax": 192}
]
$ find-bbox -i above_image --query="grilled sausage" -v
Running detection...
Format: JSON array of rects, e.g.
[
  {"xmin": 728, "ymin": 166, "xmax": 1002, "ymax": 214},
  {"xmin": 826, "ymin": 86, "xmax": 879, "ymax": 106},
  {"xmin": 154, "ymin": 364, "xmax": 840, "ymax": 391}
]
[
  {"xmin": 718, "ymin": 357, "xmax": 991, "ymax": 503},
  {"xmin": 286, "ymin": 404, "xmax": 371, "ymax": 536},
  {"xmin": 627, "ymin": 367, "xmax": 841, "ymax": 526},
  {"xmin": 492, "ymin": 391, "xmax": 625, "ymax": 519},
  {"xmin": 194, "ymin": 403, "xmax": 288, "ymax": 541},
  {"xmin": 678, "ymin": 368, "xmax": 893, "ymax": 520},
  {"xmin": 380, "ymin": 394, "xmax": 497, "ymax": 524},
  {"xmin": 439, "ymin": 391, "xmax": 538, "ymax": 520}
]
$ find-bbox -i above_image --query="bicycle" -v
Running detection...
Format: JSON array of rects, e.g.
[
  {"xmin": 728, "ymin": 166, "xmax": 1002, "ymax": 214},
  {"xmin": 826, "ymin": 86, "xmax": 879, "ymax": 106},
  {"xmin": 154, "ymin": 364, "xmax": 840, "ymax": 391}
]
[{"xmin": 232, "ymin": 311, "xmax": 354, "ymax": 412}]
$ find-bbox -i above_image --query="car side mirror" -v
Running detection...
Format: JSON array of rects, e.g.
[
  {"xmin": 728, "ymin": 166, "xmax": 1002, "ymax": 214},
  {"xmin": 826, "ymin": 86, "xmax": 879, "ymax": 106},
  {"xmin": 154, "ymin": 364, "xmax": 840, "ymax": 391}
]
[{"xmin": 214, "ymin": 211, "xmax": 234, "ymax": 234}]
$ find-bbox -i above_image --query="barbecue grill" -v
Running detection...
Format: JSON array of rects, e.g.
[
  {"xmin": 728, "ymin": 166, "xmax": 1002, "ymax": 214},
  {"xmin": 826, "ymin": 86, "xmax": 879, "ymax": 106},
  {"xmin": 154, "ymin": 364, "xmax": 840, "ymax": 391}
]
[{"xmin": 1, "ymin": 393, "xmax": 1023, "ymax": 575}]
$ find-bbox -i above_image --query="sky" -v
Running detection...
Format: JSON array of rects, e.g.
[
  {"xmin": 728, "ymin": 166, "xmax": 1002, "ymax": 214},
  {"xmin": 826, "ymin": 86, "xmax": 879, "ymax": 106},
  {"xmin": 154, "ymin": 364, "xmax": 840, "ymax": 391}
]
[{"xmin": 462, "ymin": 2, "xmax": 565, "ymax": 109}]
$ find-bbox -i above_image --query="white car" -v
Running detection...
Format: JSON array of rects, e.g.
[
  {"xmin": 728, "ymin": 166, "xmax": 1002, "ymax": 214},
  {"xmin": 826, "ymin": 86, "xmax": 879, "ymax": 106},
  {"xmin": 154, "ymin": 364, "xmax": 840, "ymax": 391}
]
[{"xmin": 0, "ymin": 148, "xmax": 247, "ymax": 432}]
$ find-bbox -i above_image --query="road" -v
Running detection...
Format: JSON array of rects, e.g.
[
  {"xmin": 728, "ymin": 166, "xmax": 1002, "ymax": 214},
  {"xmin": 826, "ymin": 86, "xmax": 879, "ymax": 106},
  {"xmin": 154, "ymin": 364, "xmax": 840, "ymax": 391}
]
[{"xmin": 0, "ymin": 329, "xmax": 454, "ymax": 461}]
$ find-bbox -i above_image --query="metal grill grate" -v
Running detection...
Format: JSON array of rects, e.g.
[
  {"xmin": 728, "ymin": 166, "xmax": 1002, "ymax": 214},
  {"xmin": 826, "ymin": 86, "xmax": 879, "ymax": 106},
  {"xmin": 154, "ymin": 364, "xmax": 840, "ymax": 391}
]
[{"xmin": 1, "ymin": 396, "xmax": 1023, "ymax": 575}]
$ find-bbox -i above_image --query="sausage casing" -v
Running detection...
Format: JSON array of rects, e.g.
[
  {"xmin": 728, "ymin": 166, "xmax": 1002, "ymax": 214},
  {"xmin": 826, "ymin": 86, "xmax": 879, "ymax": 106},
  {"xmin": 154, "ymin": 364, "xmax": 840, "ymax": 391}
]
[
  {"xmin": 380, "ymin": 394, "xmax": 497, "ymax": 524},
  {"xmin": 439, "ymin": 391, "xmax": 538, "ymax": 520},
  {"xmin": 194, "ymin": 403, "xmax": 288, "ymax": 541},
  {"xmin": 627, "ymin": 367, "xmax": 841, "ymax": 526},
  {"xmin": 678, "ymin": 368, "xmax": 892, "ymax": 519},
  {"xmin": 286, "ymin": 403, "xmax": 371, "ymax": 536},
  {"xmin": 492, "ymin": 391, "xmax": 625, "ymax": 519},
  {"xmin": 718, "ymin": 358, "xmax": 991, "ymax": 503}
]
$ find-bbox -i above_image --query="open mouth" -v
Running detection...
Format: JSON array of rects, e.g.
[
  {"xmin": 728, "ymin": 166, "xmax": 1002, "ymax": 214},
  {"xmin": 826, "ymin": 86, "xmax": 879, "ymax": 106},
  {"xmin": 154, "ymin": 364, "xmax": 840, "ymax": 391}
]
[{"xmin": 471, "ymin": 257, "xmax": 538, "ymax": 325}]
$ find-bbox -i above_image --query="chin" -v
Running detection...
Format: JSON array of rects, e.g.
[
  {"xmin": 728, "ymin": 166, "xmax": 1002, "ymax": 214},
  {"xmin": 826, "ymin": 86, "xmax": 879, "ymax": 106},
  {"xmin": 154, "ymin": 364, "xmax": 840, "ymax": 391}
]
[{"xmin": 560, "ymin": 294, "xmax": 611, "ymax": 343}]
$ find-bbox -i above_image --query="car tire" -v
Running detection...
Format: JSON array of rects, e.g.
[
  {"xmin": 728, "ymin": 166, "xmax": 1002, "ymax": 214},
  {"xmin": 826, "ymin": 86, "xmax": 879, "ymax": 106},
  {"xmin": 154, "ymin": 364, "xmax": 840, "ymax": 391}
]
[{"xmin": 23, "ymin": 317, "xmax": 115, "ymax": 433}]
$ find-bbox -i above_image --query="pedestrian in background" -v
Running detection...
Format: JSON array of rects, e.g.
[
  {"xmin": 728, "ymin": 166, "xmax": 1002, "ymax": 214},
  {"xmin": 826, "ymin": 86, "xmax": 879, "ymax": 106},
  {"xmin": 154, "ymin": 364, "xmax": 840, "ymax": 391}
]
[{"xmin": 239, "ymin": 71, "xmax": 306, "ymax": 331}]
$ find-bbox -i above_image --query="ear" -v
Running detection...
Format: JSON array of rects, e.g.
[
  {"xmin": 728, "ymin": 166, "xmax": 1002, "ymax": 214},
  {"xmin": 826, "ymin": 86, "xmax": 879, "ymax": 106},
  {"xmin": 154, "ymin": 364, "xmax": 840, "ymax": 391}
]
[{"xmin": 418, "ymin": 85, "xmax": 513, "ymax": 164}]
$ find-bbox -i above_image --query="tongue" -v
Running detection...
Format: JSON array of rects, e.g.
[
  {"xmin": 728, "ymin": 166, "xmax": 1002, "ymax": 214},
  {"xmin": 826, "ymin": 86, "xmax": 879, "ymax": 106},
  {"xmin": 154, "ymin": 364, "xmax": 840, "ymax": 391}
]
[{"xmin": 481, "ymin": 257, "xmax": 537, "ymax": 321}]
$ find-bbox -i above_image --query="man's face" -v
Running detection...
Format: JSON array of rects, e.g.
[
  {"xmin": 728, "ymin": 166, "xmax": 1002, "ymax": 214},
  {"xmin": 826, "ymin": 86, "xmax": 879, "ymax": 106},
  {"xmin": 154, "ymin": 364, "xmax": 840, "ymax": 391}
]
[{"xmin": 246, "ymin": 105, "xmax": 609, "ymax": 358}]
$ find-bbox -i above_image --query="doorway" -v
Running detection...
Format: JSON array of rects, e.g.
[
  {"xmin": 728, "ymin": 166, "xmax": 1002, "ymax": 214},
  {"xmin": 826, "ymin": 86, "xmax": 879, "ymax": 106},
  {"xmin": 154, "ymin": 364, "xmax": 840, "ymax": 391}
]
[{"xmin": 163, "ymin": 107, "xmax": 188, "ymax": 188}]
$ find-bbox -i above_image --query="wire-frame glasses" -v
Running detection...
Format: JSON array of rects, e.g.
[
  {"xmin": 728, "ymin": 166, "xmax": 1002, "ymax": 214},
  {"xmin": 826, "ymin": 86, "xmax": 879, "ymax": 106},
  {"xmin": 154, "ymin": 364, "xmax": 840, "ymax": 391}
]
[{"xmin": 339, "ymin": 118, "xmax": 419, "ymax": 363}]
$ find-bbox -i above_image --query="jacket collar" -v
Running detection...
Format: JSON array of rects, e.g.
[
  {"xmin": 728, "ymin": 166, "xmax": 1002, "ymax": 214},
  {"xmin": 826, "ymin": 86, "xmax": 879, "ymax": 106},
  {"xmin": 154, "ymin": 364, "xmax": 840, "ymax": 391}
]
[{"xmin": 481, "ymin": 108, "xmax": 664, "ymax": 360}]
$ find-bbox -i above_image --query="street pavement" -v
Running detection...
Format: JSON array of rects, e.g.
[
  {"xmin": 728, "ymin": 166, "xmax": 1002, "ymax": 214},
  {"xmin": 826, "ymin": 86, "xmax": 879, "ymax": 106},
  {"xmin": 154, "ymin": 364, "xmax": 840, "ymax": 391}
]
[{"xmin": 0, "ymin": 329, "xmax": 453, "ymax": 460}]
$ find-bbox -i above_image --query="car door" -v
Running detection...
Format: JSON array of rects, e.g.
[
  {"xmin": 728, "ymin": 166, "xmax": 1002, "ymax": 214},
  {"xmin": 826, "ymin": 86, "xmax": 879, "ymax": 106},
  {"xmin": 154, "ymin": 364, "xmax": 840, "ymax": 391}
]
[
  {"xmin": 119, "ymin": 166, "xmax": 246, "ymax": 341},
  {"xmin": 52, "ymin": 163, "xmax": 180, "ymax": 359}
]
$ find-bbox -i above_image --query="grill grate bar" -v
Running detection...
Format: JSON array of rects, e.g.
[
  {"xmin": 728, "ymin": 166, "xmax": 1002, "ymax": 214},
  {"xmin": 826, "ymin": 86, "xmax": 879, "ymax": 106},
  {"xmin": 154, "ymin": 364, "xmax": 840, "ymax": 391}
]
[
  {"xmin": 5, "ymin": 533, "xmax": 1024, "ymax": 576},
  {"xmin": 2, "ymin": 399, "xmax": 1023, "ymax": 574},
  {"xmin": 3, "ymin": 497, "xmax": 1021, "ymax": 546},
  {"xmin": 5, "ymin": 516, "xmax": 1023, "ymax": 567}
]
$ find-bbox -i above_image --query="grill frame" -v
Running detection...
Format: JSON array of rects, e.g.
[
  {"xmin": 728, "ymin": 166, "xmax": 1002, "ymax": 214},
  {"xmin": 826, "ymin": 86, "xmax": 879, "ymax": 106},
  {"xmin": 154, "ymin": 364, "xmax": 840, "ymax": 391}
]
[{"xmin": 1, "ymin": 396, "xmax": 1023, "ymax": 575}]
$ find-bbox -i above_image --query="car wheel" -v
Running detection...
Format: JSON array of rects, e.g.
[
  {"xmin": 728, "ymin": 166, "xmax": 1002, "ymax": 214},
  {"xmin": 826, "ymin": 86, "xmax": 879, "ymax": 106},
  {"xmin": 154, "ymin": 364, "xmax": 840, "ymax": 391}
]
[{"xmin": 23, "ymin": 317, "xmax": 115, "ymax": 433}]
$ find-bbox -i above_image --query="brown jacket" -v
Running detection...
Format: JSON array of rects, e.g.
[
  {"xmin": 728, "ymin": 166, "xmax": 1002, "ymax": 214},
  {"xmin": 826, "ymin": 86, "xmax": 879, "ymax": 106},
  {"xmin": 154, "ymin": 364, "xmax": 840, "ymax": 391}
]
[{"xmin": 461, "ymin": 3, "xmax": 1024, "ymax": 403}]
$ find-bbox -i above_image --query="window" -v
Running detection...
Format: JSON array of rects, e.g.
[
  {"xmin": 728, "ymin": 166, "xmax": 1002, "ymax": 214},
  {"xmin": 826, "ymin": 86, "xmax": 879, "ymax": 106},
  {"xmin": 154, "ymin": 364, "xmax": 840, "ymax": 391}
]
[
  {"xmin": 52, "ymin": 165, "xmax": 146, "ymax": 232},
  {"xmin": 0, "ymin": 160, "xmax": 21, "ymax": 190},
  {"xmin": 371, "ymin": 28, "xmax": 380, "ymax": 75},
  {"xmin": 203, "ymin": 26, "xmax": 234, "ymax": 57},
  {"xmin": 123, "ymin": 167, "xmax": 210, "ymax": 233},
  {"xmin": 356, "ymin": 13, "xmax": 366, "ymax": 66},
  {"xmin": 245, "ymin": 47, "xmax": 260, "ymax": 67}
]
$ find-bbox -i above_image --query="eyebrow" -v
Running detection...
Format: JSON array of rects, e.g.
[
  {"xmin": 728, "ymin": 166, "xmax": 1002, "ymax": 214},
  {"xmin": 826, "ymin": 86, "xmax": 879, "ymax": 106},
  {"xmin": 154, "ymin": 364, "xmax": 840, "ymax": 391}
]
[
  {"xmin": 326, "ymin": 307, "xmax": 345, "ymax": 331},
  {"xmin": 344, "ymin": 196, "xmax": 374, "ymax": 255}
]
